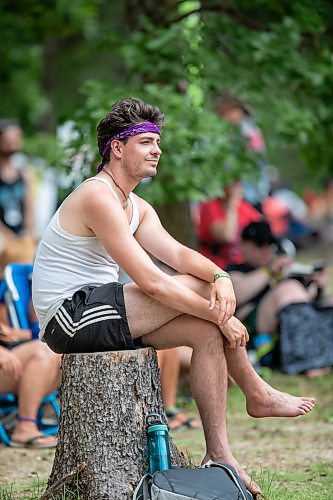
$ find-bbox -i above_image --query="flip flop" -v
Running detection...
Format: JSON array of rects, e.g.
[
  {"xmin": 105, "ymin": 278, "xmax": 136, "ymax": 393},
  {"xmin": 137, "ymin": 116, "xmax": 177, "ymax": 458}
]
[
  {"xmin": 166, "ymin": 408, "xmax": 202, "ymax": 431},
  {"xmin": 10, "ymin": 434, "xmax": 57, "ymax": 449},
  {"xmin": 181, "ymin": 417, "xmax": 202, "ymax": 430}
]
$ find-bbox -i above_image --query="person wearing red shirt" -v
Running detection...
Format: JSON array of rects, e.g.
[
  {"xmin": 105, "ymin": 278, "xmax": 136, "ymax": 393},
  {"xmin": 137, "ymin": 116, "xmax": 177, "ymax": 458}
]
[{"xmin": 198, "ymin": 181, "xmax": 261, "ymax": 269}]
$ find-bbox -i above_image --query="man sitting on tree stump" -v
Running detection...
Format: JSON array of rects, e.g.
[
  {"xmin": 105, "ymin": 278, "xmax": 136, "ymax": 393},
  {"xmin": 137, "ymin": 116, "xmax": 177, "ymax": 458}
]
[{"xmin": 32, "ymin": 97, "xmax": 315, "ymax": 497}]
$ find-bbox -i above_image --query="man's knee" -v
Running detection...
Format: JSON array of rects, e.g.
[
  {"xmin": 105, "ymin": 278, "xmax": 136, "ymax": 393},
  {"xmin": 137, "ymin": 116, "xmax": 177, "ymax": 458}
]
[{"xmin": 191, "ymin": 324, "xmax": 223, "ymax": 353}]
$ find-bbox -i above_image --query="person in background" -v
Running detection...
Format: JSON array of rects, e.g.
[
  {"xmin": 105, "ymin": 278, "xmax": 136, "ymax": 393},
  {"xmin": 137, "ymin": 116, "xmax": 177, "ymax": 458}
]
[
  {"xmin": 0, "ymin": 120, "xmax": 35, "ymax": 267},
  {"xmin": 227, "ymin": 220, "xmax": 333, "ymax": 377},
  {"xmin": 264, "ymin": 166, "xmax": 314, "ymax": 247},
  {"xmin": 215, "ymin": 95, "xmax": 270, "ymax": 207},
  {"xmin": 0, "ymin": 302, "xmax": 61, "ymax": 448},
  {"xmin": 198, "ymin": 180, "xmax": 261, "ymax": 269},
  {"xmin": 304, "ymin": 178, "xmax": 333, "ymax": 243}
]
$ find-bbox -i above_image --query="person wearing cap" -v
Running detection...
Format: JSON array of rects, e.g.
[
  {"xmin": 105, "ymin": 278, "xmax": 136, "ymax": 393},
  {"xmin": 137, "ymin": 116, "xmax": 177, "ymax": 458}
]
[
  {"xmin": 32, "ymin": 98, "xmax": 315, "ymax": 496},
  {"xmin": 228, "ymin": 220, "xmax": 332, "ymax": 376}
]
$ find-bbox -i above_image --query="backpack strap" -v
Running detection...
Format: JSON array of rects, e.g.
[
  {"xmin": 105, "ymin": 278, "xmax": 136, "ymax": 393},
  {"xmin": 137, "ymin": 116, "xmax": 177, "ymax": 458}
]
[
  {"xmin": 202, "ymin": 461, "xmax": 253, "ymax": 500},
  {"xmin": 132, "ymin": 473, "xmax": 151, "ymax": 500}
]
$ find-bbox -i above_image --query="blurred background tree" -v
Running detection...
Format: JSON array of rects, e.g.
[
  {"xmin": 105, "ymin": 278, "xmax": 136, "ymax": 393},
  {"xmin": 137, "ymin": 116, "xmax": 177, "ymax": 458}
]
[{"xmin": 1, "ymin": 0, "xmax": 332, "ymax": 243}]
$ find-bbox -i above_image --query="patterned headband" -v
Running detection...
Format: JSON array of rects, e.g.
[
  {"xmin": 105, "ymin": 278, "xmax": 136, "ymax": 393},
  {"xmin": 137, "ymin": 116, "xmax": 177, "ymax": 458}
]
[{"xmin": 97, "ymin": 122, "xmax": 161, "ymax": 172}]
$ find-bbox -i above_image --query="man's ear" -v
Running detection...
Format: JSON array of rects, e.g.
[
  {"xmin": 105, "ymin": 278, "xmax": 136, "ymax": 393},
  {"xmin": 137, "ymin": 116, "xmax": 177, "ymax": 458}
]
[{"xmin": 110, "ymin": 140, "xmax": 123, "ymax": 159}]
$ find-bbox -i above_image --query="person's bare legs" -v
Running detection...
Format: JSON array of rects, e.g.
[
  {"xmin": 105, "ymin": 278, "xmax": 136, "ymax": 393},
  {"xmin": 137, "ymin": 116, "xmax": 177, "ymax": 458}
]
[
  {"xmin": 170, "ymin": 276, "xmax": 315, "ymax": 411},
  {"xmin": 125, "ymin": 282, "xmax": 261, "ymax": 493},
  {"xmin": 256, "ymin": 280, "xmax": 330, "ymax": 378},
  {"xmin": 256, "ymin": 279, "xmax": 311, "ymax": 333},
  {"xmin": 124, "ymin": 277, "xmax": 315, "ymax": 495},
  {"xmin": 158, "ymin": 349, "xmax": 180, "ymax": 409},
  {"xmin": 141, "ymin": 315, "xmax": 260, "ymax": 494},
  {"xmin": 158, "ymin": 348, "xmax": 201, "ymax": 430},
  {"xmin": 0, "ymin": 341, "xmax": 61, "ymax": 445}
]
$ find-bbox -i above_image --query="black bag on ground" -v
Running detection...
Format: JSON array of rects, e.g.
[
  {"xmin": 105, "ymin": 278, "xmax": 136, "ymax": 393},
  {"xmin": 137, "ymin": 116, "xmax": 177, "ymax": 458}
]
[
  {"xmin": 278, "ymin": 302, "xmax": 333, "ymax": 374},
  {"xmin": 133, "ymin": 462, "xmax": 253, "ymax": 499}
]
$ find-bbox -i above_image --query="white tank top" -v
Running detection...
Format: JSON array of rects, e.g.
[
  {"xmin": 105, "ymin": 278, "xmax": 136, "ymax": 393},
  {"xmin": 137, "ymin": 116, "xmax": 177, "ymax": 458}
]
[{"xmin": 32, "ymin": 177, "xmax": 140, "ymax": 337}]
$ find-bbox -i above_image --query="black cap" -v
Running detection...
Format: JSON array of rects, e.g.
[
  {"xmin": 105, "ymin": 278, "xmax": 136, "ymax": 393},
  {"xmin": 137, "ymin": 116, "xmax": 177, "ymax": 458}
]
[{"xmin": 241, "ymin": 220, "xmax": 277, "ymax": 246}]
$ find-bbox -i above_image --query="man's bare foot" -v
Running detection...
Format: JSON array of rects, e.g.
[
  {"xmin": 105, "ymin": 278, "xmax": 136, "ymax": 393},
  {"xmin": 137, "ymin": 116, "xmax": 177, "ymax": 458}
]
[
  {"xmin": 202, "ymin": 454, "xmax": 261, "ymax": 496},
  {"xmin": 246, "ymin": 387, "xmax": 315, "ymax": 418}
]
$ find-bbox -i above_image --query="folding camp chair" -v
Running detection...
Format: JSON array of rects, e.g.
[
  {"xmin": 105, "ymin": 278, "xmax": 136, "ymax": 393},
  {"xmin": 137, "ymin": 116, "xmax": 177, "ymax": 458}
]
[{"xmin": 0, "ymin": 263, "xmax": 60, "ymax": 446}]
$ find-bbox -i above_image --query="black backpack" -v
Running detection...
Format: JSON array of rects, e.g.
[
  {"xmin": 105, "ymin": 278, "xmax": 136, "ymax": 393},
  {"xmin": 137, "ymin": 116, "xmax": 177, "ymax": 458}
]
[{"xmin": 133, "ymin": 461, "xmax": 254, "ymax": 500}]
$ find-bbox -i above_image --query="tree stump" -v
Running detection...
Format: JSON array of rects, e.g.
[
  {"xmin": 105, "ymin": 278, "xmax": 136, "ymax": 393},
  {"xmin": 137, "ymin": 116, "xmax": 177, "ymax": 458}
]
[{"xmin": 42, "ymin": 348, "xmax": 187, "ymax": 500}]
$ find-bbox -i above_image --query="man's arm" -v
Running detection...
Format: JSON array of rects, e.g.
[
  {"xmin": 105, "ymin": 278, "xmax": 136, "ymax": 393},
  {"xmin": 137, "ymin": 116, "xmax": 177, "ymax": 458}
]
[
  {"xmin": 133, "ymin": 198, "xmax": 236, "ymax": 323},
  {"xmin": 81, "ymin": 185, "xmax": 236, "ymax": 328}
]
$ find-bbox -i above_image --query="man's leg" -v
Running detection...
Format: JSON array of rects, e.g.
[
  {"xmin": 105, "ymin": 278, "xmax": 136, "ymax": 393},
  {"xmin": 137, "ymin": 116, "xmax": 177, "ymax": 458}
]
[
  {"xmin": 140, "ymin": 314, "xmax": 261, "ymax": 494},
  {"xmin": 124, "ymin": 278, "xmax": 313, "ymax": 495},
  {"xmin": 124, "ymin": 276, "xmax": 315, "ymax": 418},
  {"xmin": 0, "ymin": 341, "xmax": 61, "ymax": 446}
]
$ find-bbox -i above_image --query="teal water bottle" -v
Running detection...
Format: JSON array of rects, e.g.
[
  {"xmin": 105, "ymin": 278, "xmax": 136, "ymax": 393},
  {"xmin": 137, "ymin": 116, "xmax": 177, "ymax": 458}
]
[{"xmin": 146, "ymin": 413, "xmax": 171, "ymax": 474}]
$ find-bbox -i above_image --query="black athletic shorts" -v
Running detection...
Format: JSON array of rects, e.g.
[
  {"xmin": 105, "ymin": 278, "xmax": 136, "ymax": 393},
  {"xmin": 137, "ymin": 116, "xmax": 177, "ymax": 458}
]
[{"xmin": 43, "ymin": 282, "xmax": 143, "ymax": 354}]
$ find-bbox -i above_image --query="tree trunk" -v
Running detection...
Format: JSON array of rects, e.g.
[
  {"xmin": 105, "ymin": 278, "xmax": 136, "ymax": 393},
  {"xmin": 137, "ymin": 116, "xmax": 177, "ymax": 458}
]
[
  {"xmin": 42, "ymin": 348, "xmax": 187, "ymax": 500},
  {"xmin": 156, "ymin": 201, "xmax": 197, "ymax": 249}
]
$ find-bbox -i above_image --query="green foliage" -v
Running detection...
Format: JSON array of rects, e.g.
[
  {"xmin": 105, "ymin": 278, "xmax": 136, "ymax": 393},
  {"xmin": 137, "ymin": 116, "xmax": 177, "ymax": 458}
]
[
  {"xmin": 70, "ymin": 79, "xmax": 257, "ymax": 204},
  {"xmin": 200, "ymin": 2, "xmax": 333, "ymax": 183},
  {"xmin": 1, "ymin": 0, "xmax": 333, "ymax": 200}
]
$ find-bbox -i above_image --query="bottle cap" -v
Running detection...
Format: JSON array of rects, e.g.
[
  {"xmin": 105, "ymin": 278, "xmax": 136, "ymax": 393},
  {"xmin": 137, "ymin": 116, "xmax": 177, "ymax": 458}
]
[{"xmin": 146, "ymin": 413, "xmax": 164, "ymax": 426}]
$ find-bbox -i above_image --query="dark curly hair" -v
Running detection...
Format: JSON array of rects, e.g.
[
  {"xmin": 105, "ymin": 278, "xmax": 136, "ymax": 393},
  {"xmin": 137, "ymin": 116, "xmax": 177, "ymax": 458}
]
[{"xmin": 96, "ymin": 98, "xmax": 164, "ymax": 162}]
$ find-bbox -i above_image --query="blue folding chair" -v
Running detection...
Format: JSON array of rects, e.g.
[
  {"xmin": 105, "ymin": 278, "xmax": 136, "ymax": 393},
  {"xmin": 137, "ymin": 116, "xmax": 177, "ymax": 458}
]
[{"xmin": 0, "ymin": 263, "xmax": 60, "ymax": 446}]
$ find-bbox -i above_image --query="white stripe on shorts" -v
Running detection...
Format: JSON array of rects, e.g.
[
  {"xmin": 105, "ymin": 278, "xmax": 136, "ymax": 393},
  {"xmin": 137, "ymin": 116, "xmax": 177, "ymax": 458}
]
[{"xmin": 55, "ymin": 304, "xmax": 121, "ymax": 336}]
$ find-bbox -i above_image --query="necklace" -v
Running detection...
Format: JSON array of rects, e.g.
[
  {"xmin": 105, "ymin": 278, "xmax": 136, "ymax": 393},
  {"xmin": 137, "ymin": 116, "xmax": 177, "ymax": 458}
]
[{"xmin": 102, "ymin": 168, "xmax": 129, "ymax": 209}]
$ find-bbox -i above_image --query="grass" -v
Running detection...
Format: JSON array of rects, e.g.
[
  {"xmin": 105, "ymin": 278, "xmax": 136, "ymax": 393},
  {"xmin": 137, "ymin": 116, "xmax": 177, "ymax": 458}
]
[
  {"xmin": 0, "ymin": 372, "xmax": 332, "ymax": 498},
  {"xmin": 1, "ymin": 372, "xmax": 333, "ymax": 499},
  {"xmin": 171, "ymin": 370, "xmax": 333, "ymax": 499}
]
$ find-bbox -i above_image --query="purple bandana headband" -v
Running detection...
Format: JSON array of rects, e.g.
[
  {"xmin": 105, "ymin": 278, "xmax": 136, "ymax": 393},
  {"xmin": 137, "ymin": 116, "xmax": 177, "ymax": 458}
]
[{"xmin": 97, "ymin": 121, "xmax": 161, "ymax": 172}]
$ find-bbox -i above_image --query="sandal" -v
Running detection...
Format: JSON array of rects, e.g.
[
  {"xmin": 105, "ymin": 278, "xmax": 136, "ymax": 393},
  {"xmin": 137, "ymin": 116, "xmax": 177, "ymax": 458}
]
[
  {"xmin": 166, "ymin": 408, "xmax": 202, "ymax": 431},
  {"xmin": 10, "ymin": 433, "xmax": 57, "ymax": 449}
]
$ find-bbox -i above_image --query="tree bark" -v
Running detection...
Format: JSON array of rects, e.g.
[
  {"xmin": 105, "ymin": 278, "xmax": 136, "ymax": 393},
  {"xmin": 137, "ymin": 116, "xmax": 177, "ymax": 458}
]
[
  {"xmin": 156, "ymin": 200, "xmax": 197, "ymax": 249},
  {"xmin": 43, "ymin": 348, "xmax": 187, "ymax": 500}
]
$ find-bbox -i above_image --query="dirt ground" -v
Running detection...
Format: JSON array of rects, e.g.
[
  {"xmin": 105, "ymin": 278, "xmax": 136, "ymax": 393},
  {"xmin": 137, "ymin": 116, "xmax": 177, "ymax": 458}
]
[
  {"xmin": 1, "ymin": 375, "xmax": 332, "ymax": 494},
  {"xmin": 0, "ymin": 446, "xmax": 54, "ymax": 489}
]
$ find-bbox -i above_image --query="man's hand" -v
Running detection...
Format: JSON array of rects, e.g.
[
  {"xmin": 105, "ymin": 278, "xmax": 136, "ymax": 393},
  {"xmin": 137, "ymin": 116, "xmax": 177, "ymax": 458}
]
[
  {"xmin": 0, "ymin": 348, "xmax": 23, "ymax": 379},
  {"xmin": 220, "ymin": 316, "xmax": 249, "ymax": 348},
  {"xmin": 209, "ymin": 276, "xmax": 236, "ymax": 326},
  {"xmin": 269, "ymin": 255, "xmax": 293, "ymax": 277}
]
